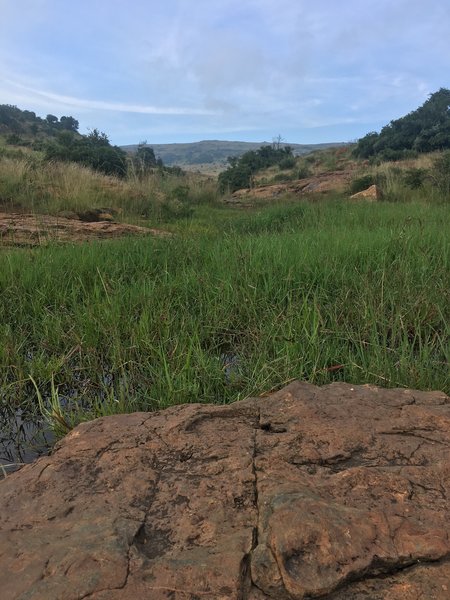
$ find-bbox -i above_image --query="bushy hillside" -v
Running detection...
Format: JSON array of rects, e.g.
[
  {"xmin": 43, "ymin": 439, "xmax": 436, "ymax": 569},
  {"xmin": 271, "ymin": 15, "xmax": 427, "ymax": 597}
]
[
  {"xmin": 0, "ymin": 104, "xmax": 80, "ymax": 143},
  {"xmin": 354, "ymin": 88, "xmax": 450, "ymax": 160}
]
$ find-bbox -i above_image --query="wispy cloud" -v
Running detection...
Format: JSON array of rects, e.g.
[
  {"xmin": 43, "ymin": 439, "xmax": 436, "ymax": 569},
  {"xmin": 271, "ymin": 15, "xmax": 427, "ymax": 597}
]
[
  {"xmin": 2, "ymin": 79, "xmax": 218, "ymax": 116},
  {"xmin": 0, "ymin": 0, "xmax": 448, "ymax": 144}
]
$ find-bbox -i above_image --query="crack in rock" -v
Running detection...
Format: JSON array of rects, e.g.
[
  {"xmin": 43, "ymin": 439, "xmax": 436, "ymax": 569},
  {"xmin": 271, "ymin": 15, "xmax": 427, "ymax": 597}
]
[{"xmin": 1, "ymin": 381, "xmax": 449, "ymax": 599}]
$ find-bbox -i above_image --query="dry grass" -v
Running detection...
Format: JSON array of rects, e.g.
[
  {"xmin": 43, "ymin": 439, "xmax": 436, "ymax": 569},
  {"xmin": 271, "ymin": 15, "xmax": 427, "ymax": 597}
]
[{"xmin": 0, "ymin": 155, "xmax": 219, "ymax": 221}]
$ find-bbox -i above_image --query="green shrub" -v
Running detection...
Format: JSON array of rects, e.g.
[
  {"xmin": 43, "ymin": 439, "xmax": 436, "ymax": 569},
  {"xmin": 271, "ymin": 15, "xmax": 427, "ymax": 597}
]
[
  {"xmin": 350, "ymin": 174, "xmax": 375, "ymax": 194},
  {"xmin": 297, "ymin": 165, "xmax": 311, "ymax": 179},
  {"xmin": 278, "ymin": 156, "xmax": 296, "ymax": 170},
  {"xmin": 432, "ymin": 151, "xmax": 450, "ymax": 197},
  {"xmin": 403, "ymin": 168, "xmax": 428, "ymax": 189}
]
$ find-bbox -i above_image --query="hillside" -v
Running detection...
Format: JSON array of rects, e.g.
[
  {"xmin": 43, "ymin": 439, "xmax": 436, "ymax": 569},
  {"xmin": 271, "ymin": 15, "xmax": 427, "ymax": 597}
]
[
  {"xmin": 354, "ymin": 88, "xmax": 450, "ymax": 160},
  {"xmin": 121, "ymin": 140, "xmax": 344, "ymax": 172},
  {"xmin": 0, "ymin": 104, "xmax": 80, "ymax": 144}
]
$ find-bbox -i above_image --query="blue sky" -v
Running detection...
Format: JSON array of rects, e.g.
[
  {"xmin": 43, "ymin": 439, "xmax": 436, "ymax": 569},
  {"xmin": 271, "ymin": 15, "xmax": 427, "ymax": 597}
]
[{"xmin": 1, "ymin": 0, "xmax": 449, "ymax": 145}]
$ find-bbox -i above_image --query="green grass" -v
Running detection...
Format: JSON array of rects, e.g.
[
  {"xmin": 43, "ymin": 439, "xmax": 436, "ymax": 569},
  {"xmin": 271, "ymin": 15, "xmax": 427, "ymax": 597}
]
[{"xmin": 0, "ymin": 200, "xmax": 448, "ymax": 435}]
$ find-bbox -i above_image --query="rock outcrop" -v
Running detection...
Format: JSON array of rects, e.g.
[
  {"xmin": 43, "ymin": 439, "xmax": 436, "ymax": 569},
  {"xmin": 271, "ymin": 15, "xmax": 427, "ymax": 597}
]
[
  {"xmin": 350, "ymin": 184, "xmax": 381, "ymax": 201},
  {"xmin": 230, "ymin": 170, "xmax": 355, "ymax": 204},
  {"xmin": 1, "ymin": 381, "xmax": 449, "ymax": 599},
  {"xmin": 0, "ymin": 212, "xmax": 170, "ymax": 246}
]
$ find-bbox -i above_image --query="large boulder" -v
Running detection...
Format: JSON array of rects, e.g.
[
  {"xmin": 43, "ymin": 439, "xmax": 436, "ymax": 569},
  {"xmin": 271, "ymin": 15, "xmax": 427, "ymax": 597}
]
[{"xmin": 1, "ymin": 381, "xmax": 449, "ymax": 599}]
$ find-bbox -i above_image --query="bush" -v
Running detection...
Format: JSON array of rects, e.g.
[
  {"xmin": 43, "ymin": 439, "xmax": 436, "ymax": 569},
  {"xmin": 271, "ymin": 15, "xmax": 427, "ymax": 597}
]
[
  {"xmin": 44, "ymin": 129, "xmax": 127, "ymax": 178},
  {"xmin": 278, "ymin": 156, "xmax": 296, "ymax": 170},
  {"xmin": 432, "ymin": 151, "xmax": 450, "ymax": 198},
  {"xmin": 403, "ymin": 168, "xmax": 428, "ymax": 189},
  {"xmin": 218, "ymin": 145, "xmax": 295, "ymax": 193},
  {"xmin": 297, "ymin": 165, "xmax": 311, "ymax": 179},
  {"xmin": 5, "ymin": 133, "xmax": 22, "ymax": 145},
  {"xmin": 350, "ymin": 174, "xmax": 375, "ymax": 194}
]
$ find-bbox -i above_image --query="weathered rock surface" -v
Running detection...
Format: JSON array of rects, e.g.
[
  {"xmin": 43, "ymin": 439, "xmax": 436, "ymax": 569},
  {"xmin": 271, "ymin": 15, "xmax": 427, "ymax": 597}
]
[
  {"xmin": 0, "ymin": 212, "xmax": 170, "ymax": 246},
  {"xmin": 230, "ymin": 170, "xmax": 355, "ymax": 203},
  {"xmin": 1, "ymin": 381, "xmax": 449, "ymax": 599},
  {"xmin": 350, "ymin": 184, "xmax": 381, "ymax": 201}
]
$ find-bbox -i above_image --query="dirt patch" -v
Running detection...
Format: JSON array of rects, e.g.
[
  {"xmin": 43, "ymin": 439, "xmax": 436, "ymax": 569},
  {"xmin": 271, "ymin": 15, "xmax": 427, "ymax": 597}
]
[{"xmin": 0, "ymin": 212, "xmax": 170, "ymax": 247}]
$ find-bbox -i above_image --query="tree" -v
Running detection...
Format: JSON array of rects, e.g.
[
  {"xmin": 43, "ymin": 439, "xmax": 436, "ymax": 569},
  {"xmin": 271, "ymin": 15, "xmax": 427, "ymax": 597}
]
[
  {"xmin": 45, "ymin": 128, "xmax": 127, "ymax": 177},
  {"xmin": 46, "ymin": 114, "xmax": 58, "ymax": 125},
  {"xmin": 86, "ymin": 128, "xmax": 110, "ymax": 146},
  {"xmin": 59, "ymin": 116, "xmax": 79, "ymax": 132},
  {"xmin": 218, "ymin": 145, "xmax": 295, "ymax": 192},
  {"xmin": 353, "ymin": 88, "xmax": 450, "ymax": 160}
]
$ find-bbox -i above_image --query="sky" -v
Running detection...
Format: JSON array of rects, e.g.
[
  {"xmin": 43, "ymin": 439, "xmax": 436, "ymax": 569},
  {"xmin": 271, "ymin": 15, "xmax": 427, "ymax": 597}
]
[{"xmin": 0, "ymin": 0, "xmax": 449, "ymax": 146}]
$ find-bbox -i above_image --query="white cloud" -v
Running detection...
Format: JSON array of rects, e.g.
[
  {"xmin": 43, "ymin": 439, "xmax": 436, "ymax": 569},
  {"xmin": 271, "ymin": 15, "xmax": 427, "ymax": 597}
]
[{"xmin": 1, "ymin": 78, "xmax": 218, "ymax": 116}]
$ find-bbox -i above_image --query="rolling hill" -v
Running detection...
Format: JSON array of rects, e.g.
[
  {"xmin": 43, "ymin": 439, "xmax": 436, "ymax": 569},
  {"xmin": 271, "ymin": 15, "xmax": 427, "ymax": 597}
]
[{"xmin": 121, "ymin": 140, "xmax": 344, "ymax": 172}]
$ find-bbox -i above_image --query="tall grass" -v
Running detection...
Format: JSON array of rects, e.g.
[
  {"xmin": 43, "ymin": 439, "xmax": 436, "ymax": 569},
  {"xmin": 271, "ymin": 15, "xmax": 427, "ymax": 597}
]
[
  {"xmin": 0, "ymin": 200, "xmax": 448, "ymax": 434},
  {"xmin": 0, "ymin": 155, "xmax": 218, "ymax": 220}
]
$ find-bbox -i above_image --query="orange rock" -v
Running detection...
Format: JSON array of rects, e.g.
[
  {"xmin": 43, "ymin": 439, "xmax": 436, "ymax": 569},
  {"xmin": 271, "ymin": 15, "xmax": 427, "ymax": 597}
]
[
  {"xmin": 1, "ymin": 382, "xmax": 449, "ymax": 599},
  {"xmin": 350, "ymin": 184, "xmax": 382, "ymax": 201}
]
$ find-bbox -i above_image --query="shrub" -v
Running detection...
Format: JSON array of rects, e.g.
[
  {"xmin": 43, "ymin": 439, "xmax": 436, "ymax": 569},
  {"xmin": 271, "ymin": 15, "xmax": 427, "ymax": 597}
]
[
  {"xmin": 350, "ymin": 174, "xmax": 375, "ymax": 195},
  {"xmin": 431, "ymin": 151, "xmax": 450, "ymax": 198},
  {"xmin": 403, "ymin": 168, "xmax": 428, "ymax": 189},
  {"xmin": 297, "ymin": 165, "xmax": 311, "ymax": 179},
  {"xmin": 278, "ymin": 156, "xmax": 296, "ymax": 170}
]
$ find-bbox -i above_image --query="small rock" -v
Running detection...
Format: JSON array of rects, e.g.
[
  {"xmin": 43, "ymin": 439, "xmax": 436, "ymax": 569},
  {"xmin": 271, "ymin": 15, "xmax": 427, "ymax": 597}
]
[
  {"xmin": 350, "ymin": 184, "xmax": 381, "ymax": 201},
  {"xmin": 77, "ymin": 208, "xmax": 115, "ymax": 222}
]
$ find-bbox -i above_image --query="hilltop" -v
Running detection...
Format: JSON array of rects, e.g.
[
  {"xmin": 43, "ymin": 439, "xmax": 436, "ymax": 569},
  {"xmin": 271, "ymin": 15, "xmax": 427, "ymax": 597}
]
[{"xmin": 0, "ymin": 104, "xmax": 80, "ymax": 144}]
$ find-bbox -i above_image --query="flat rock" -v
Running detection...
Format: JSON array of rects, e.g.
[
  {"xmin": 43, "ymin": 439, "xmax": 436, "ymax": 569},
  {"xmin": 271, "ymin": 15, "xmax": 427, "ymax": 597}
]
[
  {"xmin": 230, "ymin": 170, "xmax": 355, "ymax": 203},
  {"xmin": 0, "ymin": 212, "xmax": 170, "ymax": 246},
  {"xmin": 1, "ymin": 381, "xmax": 449, "ymax": 599}
]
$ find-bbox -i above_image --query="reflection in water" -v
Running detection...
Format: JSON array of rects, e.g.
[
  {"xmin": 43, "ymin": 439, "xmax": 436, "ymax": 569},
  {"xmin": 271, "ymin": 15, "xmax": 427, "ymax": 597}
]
[{"xmin": 0, "ymin": 406, "xmax": 54, "ymax": 476}]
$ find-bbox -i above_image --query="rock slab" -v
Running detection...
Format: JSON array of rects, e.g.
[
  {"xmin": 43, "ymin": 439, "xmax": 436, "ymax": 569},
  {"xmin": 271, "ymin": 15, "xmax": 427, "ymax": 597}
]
[{"xmin": 1, "ymin": 381, "xmax": 449, "ymax": 599}]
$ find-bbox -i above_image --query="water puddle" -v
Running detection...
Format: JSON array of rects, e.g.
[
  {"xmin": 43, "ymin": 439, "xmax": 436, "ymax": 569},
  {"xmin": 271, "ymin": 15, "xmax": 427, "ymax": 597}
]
[{"xmin": 0, "ymin": 406, "xmax": 54, "ymax": 476}]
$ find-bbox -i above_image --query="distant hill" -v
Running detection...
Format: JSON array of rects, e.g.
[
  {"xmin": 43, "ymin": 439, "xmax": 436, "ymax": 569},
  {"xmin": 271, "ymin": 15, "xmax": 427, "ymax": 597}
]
[{"xmin": 121, "ymin": 140, "xmax": 344, "ymax": 170}]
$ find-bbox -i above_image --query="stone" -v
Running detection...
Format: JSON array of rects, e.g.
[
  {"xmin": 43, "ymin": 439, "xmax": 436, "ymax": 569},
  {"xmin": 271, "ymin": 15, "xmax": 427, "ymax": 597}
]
[
  {"xmin": 350, "ymin": 184, "xmax": 381, "ymax": 201},
  {"xmin": 77, "ymin": 208, "xmax": 116, "ymax": 222},
  {"xmin": 0, "ymin": 212, "xmax": 170, "ymax": 246},
  {"xmin": 0, "ymin": 381, "xmax": 449, "ymax": 599}
]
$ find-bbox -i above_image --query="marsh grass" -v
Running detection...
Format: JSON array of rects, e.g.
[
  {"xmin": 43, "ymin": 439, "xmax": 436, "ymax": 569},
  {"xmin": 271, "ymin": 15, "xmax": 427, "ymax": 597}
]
[{"xmin": 1, "ymin": 200, "xmax": 448, "ymax": 436}]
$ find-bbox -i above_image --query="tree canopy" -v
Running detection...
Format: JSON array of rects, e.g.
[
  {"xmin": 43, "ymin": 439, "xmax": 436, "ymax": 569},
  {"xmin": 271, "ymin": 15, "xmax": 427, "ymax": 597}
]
[
  {"xmin": 45, "ymin": 129, "xmax": 127, "ymax": 177},
  {"xmin": 353, "ymin": 88, "xmax": 450, "ymax": 160}
]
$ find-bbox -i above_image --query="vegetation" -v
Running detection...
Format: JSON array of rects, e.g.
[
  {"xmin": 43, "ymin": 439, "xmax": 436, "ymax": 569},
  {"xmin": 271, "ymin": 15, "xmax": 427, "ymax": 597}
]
[
  {"xmin": 0, "ymin": 201, "xmax": 448, "ymax": 441},
  {"xmin": 346, "ymin": 151, "xmax": 450, "ymax": 203},
  {"xmin": 218, "ymin": 145, "xmax": 295, "ymax": 192},
  {"xmin": 1, "ymin": 105, "xmax": 154, "ymax": 179},
  {"xmin": 0, "ymin": 104, "xmax": 79, "ymax": 141},
  {"xmin": 354, "ymin": 88, "xmax": 450, "ymax": 160},
  {"xmin": 121, "ymin": 140, "xmax": 342, "ymax": 168},
  {"xmin": 0, "ymin": 103, "xmax": 449, "ymax": 461},
  {"xmin": 0, "ymin": 153, "xmax": 217, "ymax": 220},
  {"xmin": 44, "ymin": 129, "xmax": 128, "ymax": 177}
]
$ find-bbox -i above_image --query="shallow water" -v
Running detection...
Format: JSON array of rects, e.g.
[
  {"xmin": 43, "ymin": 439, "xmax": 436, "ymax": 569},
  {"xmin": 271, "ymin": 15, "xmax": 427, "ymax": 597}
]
[{"xmin": 0, "ymin": 406, "xmax": 54, "ymax": 476}]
